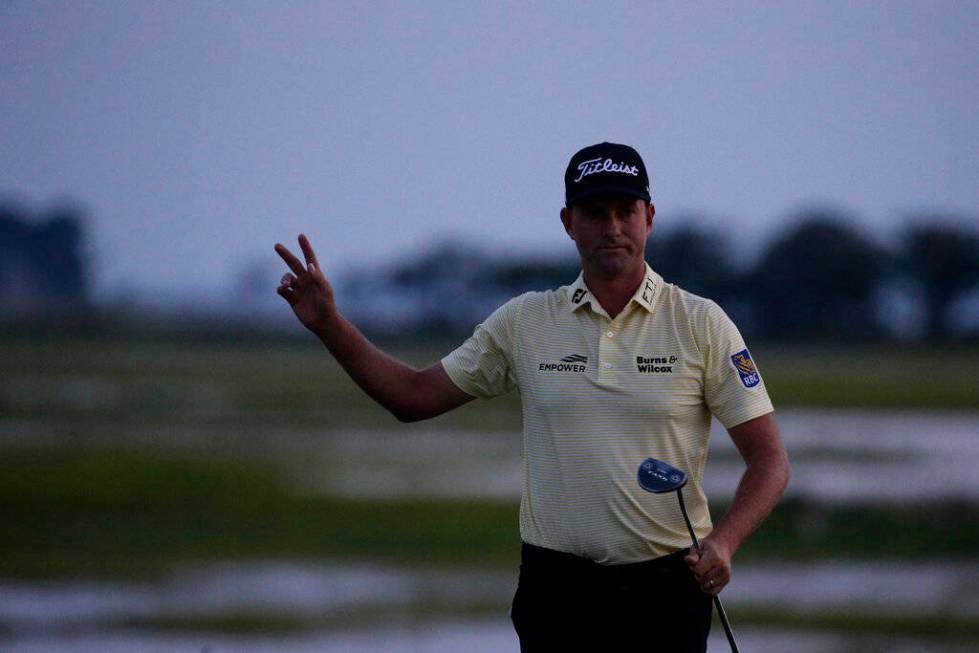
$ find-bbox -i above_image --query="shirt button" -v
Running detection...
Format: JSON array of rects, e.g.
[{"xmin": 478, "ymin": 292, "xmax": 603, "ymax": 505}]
[
  {"xmin": 603, "ymin": 362, "xmax": 612, "ymax": 369},
  {"xmin": 606, "ymin": 331, "xmax": 614, "ymax": 338}
]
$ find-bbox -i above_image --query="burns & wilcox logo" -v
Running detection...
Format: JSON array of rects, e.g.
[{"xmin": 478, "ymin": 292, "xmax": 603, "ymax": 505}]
[
  {"xmin": 636, "ymin": 355, "xmax": 676, "ymax": 374},
  {"xmin": 539, "ymin": 354, "xmax": 588, "ymax": 373}
]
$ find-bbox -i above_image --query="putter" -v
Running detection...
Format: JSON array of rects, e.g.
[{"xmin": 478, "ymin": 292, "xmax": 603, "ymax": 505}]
[{"xmin": 638, "ymin": 458, "xmax": 740, "ymax": 653}]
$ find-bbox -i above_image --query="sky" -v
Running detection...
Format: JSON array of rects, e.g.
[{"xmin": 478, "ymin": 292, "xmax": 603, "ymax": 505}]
[{"xmin": 2, "ymin": 1, "xmax": 977, "ymax": 304}]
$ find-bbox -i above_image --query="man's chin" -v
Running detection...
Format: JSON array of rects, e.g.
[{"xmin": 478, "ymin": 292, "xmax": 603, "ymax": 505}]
[{"xmin": 592, "ymin": 251, "xmax": 638, "ymax": 277}]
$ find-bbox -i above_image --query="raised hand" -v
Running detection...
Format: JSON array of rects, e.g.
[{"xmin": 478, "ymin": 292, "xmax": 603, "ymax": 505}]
[{"xmin": 275, "ymin": 234, "xmax": 337, "ymax": 335}]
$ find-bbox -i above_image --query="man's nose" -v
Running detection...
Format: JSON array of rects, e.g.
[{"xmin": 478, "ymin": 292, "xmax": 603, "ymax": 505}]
[{"xmin": 603, "ymin": 214, "xmax": 625, "ymax": 235}]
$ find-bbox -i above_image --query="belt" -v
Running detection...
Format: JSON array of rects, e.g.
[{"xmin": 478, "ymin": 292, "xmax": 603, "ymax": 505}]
[{"xmin": 520, "ymin": 542, "xmax": 690, "ymax": 584}]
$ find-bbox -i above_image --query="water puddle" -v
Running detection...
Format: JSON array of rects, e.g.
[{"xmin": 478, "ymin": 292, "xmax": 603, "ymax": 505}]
[
  {"xmin": 0, "ymin": 563, "xmax": 515, "ymax": 632},
  {"xmin": 302, "ymin": 409, "xmax": 979, "ymax": 504},
  {"xmin": 1, "ymin": 559, "xmax": 975, "ymax": 651},
  {"xmin": 2, "ymin": 620, "xmax": 974, "ymax": 653},
  {"xmin": 3, "ymin": 409, "xmax": 975, "ymax": 504}
]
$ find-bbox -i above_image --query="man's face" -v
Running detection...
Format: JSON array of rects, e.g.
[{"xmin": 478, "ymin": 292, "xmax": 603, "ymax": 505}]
[{"xmin": 560, "ymin": 195, "xmax": 654, "ymax": 278}]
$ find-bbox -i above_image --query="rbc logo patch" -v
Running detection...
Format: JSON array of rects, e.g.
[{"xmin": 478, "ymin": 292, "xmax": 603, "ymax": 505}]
[{"xmin": 730, "ymin": 349, "xmax": 761, "ymax": 388}]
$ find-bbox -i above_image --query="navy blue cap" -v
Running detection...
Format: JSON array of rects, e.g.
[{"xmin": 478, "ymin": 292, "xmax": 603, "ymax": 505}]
[{"xmin": 564, "ymin": 142, "xmax": 651, "ymax": 206}]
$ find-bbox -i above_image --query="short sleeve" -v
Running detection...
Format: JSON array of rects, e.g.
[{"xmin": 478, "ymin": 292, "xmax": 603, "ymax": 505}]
[
  {"xmin": 440, "ymin": 299, "xmax": 517, "ymax": 399},
  {"xmin": 701, "ymin": 301, "xmax": 774, "ymax": 429}
]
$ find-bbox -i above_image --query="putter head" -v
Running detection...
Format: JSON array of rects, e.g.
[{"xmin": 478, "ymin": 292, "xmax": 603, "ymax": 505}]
[{"xmin": 637, "ymin": 458, "xmax": 687, "ymax": 494}]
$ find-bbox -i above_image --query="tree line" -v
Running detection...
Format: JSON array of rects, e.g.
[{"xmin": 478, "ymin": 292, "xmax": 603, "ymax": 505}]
[
  {"xmin": 346, "ymin": 209, "xmax": 979, "ymax": 342},
  {"xmin": 2, "ymin": 202, "xmax": 977, "ymax": 342},
  {"xmin": 0, "ymin": 203, "xmax": 88, "ymax": 318}
]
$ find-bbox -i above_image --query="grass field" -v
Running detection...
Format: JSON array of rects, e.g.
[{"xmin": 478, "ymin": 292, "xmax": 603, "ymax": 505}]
[
  {"xmin": 2, "ymin": 335, "xmax": 977, "ymax": 646},
  {"xmin": 2, "ymin": 446, "xmax": 977, "ymax": 580},
  {"xmin": 3, "ymin": 335, "xmax": 977, "ymax": 570},
  {"xmin": 2, "ymin": 337, "xmax": 977, "ymax": 435}
]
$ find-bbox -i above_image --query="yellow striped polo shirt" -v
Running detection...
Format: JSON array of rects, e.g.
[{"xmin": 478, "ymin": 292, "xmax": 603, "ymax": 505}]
[{"xmin": 441, "ymin": 263, "xmax": 774, "ymax": 564}]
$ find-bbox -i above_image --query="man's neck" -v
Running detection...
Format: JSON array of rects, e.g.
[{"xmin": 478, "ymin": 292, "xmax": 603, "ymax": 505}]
[{"xmin": 582, "ymin": 260, "xmax": 646, "ymax": 319}]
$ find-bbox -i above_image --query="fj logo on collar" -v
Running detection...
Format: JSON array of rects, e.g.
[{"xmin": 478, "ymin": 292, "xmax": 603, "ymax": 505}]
[
  {"xmin": 572, "ymin": 289, "xmax": 587, "ymax": 304},
  {"xmin": 641, "ymin": 277, "xmax": 656, "ymax": 304},
  {"xmin": 538, "ymin": 354, "xmax": 588, "ymax": 373},
  {"xmin": 731, "ymin": 349, "xmax": 761, "ymax": 388}
]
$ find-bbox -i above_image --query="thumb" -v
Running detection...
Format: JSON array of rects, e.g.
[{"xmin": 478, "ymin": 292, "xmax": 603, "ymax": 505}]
[{"xmin": 684, "ymin": 550, "xmax": 700, "ymax": 567}]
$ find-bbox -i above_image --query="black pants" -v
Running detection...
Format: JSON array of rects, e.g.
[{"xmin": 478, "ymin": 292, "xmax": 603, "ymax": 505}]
[{"xmin": 511, "ymin": 542, "xmax": 712, "ymax": 652}]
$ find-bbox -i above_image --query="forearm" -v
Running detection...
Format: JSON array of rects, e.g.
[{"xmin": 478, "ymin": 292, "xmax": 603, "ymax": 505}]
[
  {"xmin": 275, "ymin": 236, "xmax": 472, "ymax": 422},
  {"xmin": 710, "ymin": 457, "xmax": 788, "ymax": 554},
  {"xmin": 313, "ymin": 311, "xmax": 428, "ymax": 421},
  {"xmin": 311, "ymin": 311, "xmax": 473, "ymax": 421},
  {"xmin": 709, "ymin": 415, "xmax": 790, "ymax": 556}
]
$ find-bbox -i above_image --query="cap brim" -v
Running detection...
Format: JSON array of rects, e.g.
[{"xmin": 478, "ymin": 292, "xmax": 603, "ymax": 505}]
[{"xmin": 566, "ymin": 185, "xmax": 651, "ymax": 206}]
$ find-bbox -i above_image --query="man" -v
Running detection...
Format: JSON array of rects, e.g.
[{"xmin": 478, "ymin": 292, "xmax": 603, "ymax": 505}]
[{"xmin": 275, "ymin": 142, "xmax": 789, "ymax": 652}]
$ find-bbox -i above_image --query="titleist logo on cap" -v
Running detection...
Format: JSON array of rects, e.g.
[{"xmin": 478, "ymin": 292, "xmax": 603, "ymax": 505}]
[
  {"xmin": 564, "ymin": 142, "xmax": 651, "ymax": 205},
  {"xmin": 573, "ymin": 157, "xmax": 641, "ymax": 183}
]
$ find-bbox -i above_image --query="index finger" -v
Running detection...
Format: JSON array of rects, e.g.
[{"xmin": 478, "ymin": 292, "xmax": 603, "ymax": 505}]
[
  {"xmin": 274, "ymin": 242, "xmax": 306, "ymax": 276},
  {"xmin": 298, "ymin": 233, "xmax": 320, "ymax": 270}
]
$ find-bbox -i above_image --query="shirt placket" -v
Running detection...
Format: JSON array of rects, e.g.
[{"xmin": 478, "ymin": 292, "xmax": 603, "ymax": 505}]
[{"xmin": 597, "ymin": 313, "xmax": 625, "ymax": 384}]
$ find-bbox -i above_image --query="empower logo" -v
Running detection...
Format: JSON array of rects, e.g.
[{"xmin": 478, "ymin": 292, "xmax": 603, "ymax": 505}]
[{"xmin": 538, "ymin": 354, "xmax": 588, "ymax": 373}]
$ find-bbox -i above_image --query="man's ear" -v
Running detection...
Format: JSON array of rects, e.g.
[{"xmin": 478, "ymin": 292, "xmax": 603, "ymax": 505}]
[
  {"xmin": 646, "ymin": 202, "xmax": 655, "ymax": 236},
  {"xmin": 560, "ymin": 206, "xmax": 575, "ymax": 240}
]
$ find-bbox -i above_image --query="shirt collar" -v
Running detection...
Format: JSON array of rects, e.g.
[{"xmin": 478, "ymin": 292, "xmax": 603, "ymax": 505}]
[{"xmin": 567, "ymin": 263, "xmax": 663, "ymax": 316}]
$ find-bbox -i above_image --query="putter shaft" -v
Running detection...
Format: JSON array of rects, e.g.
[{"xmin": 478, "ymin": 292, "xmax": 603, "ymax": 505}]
[{"xmin": 677, "ymin": 488, "xmax": 740, "ymax": 653}]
